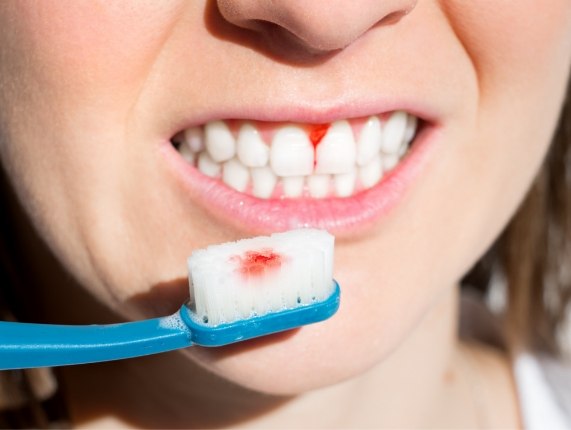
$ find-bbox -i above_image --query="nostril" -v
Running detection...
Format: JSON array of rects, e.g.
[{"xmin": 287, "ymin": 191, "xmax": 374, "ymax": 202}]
[
  {"xmin": 215, "ymin": 0, "xmax": 419, "ymax": 57},
  {"xmin": 379, "ymin": 10, "xmax": 409, "ymax": 26}
]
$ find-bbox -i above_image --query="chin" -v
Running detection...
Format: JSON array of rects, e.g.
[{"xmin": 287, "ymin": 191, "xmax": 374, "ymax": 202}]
[
  {"xmin": 184, "ymin": 329, "xmax": 365, "ymax": 395},
  {"xmin": 178, "ymin": 287, "xmax": 427, "ymax": 396}
]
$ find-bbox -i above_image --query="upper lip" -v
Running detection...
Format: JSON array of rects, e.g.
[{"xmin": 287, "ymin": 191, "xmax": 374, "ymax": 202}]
[{"xmin": 166, "ymin": 94, "xmax": 441, "ymax": 140}]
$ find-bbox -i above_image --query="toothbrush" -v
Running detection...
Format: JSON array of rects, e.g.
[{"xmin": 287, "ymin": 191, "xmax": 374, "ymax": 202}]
[{"xmin": 0, "ymin": 229, "xmax": 339, "ymax": 370}]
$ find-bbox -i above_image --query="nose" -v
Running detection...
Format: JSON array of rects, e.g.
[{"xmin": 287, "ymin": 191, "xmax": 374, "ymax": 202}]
[{"xmin": 216, "ymin": 0, "xmax": 418, "ymax": 55}]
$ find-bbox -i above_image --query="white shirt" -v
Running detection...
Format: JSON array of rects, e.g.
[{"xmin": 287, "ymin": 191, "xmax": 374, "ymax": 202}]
[{"xmin": 515, "ymin": 354, "xmax": 571, "ymax": 430}]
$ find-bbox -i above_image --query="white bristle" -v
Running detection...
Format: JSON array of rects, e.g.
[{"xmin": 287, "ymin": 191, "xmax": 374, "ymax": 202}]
[{"xmin": 187, "ymin": 229, "xmax": 335, "ymax": 326}]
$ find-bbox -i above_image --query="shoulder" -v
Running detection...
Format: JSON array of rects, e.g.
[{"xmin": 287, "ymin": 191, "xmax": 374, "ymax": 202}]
[{"xmin": 515, "ymin": 353, "xmax": 571, "ymax": 430}]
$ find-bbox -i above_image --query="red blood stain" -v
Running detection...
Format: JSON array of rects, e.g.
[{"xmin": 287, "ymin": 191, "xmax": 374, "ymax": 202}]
[
  {"xmin": 309, "ymin": 124, "xmax": 329, "ymax": 167},
  {"xmin": 233, "ymin": 248, "xmax": 283, "ymax": 278},
  {"xmin": 379, "ymin": 112, "xmax": 391, "ymax": 122},
  {"xmin": 309, "ymin": 124, "xmax": 329, "ymax": 148}
]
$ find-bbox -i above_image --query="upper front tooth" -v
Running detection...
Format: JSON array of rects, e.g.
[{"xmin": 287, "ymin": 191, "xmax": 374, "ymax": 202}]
[
  {"xmin": 356, "ymin": 116, "xmax": 382, "ymax": 166},
  {"xmin": 237, "ymin": 123, "xmax": 269, "ymax": 167},
  {"xmin": 270, "ymin": 126, "xmax": 314, "ymax": 176},
  {"xmin": 205, "ymin": 121, "xmax": 236, "ymax": 162},
  {"xmin": 315, "ymin": 120, "xmax": 356, "ymax": 174},
  {"xmin": 184, "ymin": 127, "xmax": 204, "ymax": 153},
  {"xmin": 381, "ymin": 111, "xmax": 408, "ymax": 154}
]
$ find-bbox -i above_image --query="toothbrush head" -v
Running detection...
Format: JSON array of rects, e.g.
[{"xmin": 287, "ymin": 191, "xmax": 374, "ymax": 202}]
[
  {"xmin": 183, "ymin": 229, "xmax": 339, "ymax": 347},
  {"xmin": 180, "ymin": 280, "xmax": 340, "ymax": 346}
]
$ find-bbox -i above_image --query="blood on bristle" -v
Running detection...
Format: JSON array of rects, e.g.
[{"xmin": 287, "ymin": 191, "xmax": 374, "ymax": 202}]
[{"xmin": 233, "ymin": 248, "xmax": 284, "ymax": 278}]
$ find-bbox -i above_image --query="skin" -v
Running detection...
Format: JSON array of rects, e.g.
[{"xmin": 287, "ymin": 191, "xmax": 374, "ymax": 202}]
[{"xmin": 1, "ymin": 0, "xmax": 571, "ymax": 427}]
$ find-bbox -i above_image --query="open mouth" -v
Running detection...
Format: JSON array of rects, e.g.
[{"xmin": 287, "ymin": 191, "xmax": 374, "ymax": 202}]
[
  {"xmin": 165, "ymin": 109, "xmax": 435, "ymax": 234},
  {"xmin": 171, "ymin": 111, "xmax": 419, "ymax": 199}
]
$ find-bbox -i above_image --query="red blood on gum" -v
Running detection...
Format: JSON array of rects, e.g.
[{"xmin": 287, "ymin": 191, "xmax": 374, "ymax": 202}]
[
  {"xmin": 232, "ymin": 248, "xmax": 284, "ymax": 278},
  {"xmin": 309, "ymin": 124, "xmax": 329, "ymax": 167},
  {"xmin": 309, "ymin": 124, "xmax": 329, "ymax": 148}
]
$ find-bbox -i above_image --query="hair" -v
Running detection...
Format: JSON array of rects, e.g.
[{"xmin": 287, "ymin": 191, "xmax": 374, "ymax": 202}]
[
  {"xmin": 462, "ymin": 79, "xmax": 571, "ymax": 354},
  {"xmin": 0, "ymin": 77, "xmax": 570, "ymax": 430}
]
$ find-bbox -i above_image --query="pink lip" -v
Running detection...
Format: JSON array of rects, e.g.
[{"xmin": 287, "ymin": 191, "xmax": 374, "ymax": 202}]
[
  {"xmin": 166, "ymin": 96, "xmax": 442, "ymax": 138},
  {"xmin": 162, "ymin": 121, "xmax": 441, "ymax": 236}
]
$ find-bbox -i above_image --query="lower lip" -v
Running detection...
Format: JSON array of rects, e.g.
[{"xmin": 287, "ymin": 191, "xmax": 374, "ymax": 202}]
[{"xmin": 162, "ymin": 125, "xmax": 440, "ymax": 236}]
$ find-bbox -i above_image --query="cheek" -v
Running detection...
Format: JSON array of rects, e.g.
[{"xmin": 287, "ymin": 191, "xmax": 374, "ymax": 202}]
[
  {"xmin": 0, "ymin": 1, "xmax": 192, "ymax": 305},
  {"xmin": 446, "ymin": 0, "xmax": 571, "ymax": 96},
  {"xmin": 0, "ymin": 0, "xmax": 186, "ymax": 196},
  {"xmin": 433, "ymin": 0, "xmax": 571, "ymax": 261},
  {"xmin": 0, "ymin": 1, "xmax": 186, "ymax": 91}
]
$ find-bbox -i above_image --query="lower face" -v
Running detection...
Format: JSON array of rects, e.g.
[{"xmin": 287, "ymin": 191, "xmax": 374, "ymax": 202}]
[{"xmin": 0, "ymin": 1, "xmax": 570, "ymax": 394}]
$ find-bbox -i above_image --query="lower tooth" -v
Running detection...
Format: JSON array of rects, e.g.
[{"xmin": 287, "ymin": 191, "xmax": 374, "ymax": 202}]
[
  {"xmin": 179, "ymin": 142, "xmax": 195, "ymax": 163},
  {"xmin": 334, "ymin": 171, "xmax": 356, "ymax": 197},
  {"xmin": 383, "ymin": 153, "xmax": 400, "ymax": 172},
  {"xmin": 359, "ymin": 155, "xmax": 382, "ymax": 188},
  {"xmin": 308, "ymin": 175, "xmax": 330, "ymax": 198},
  {"xmin": 198, "ymin": 152, "xmax": 222, "ymax": 178},
  {"xmin": 282, "ymin": 176, "xmax": 304, "ymax": 198},
  {"xmin": 251, "ymin": 167, "xmax": 277, "ymax": 199},
  {"xmin": 223, "ymin": 159, "xmax": 250, "ymax": 192}
]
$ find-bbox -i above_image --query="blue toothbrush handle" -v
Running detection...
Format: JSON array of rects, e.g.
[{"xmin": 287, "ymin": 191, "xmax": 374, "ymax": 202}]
[
  {"xmin": 0, "ymin": 310, "xmax": 193, "ymax": 370},
  {"xmin": 0, "ymin": 282, "xmax": 341, "ymax": 370}
]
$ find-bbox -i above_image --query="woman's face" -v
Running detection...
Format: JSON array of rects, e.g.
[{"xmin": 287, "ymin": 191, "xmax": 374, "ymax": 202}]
[{"xmin": 1, "ymin": 1, "xmax": 570, "ymax": 394}]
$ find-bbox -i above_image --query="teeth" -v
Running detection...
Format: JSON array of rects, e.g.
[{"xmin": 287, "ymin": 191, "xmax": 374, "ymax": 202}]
[
  {"xmin": 270, "ymin": 126, "xmax": 314, "ymax": 176},
  {"xmin": 307, "ymin": 174, "xmax": 330, "ymax": 198},
  {"xmin": 237, "ymin": 123, "xmax": 269, "ymax": 167},
  {"xmin": 282, "ymin": 176, "xmax": 304, "ymax": 198},
  {"xmin": 398, "ymin": 140, "xmax": 408, "ymax": 157},
  {"xmin": 334, "ymin": 171, "xmax": 356, "ymax": 197},
  {"xmin": 222, "ymin": 158, "xmax": 250, "ymax": 192},
  {"xmin": 197, "ymin": 152, "xmax": 221, "ymax": 178},
  {"xmin": 175, "ymin": 113, "xmax": 418, "ymax": 199},
  {"xmin": 404, "ymin": 115, "xmax": 418, "ymax": 145},
  {"xmin": 251, "ymin": 167, "xmax": 277, "ymax": 198},
  {"xmin": 381, "ymin": 111, "xmax": 408, "ymax": 154},
  {"xmin": 205, "ymin": 121, "xmax": 236, "ymax": 162},
  {"xmin": 359, "ymin": 155, "xmax": 383, "ymax": 188},
  {"xmin": 356, "ymin": 116, "xmax": 382, "ymax": 166},
  {"xmin": 178, "ymin": 141, "xmax": 195, "ymax": 163},
  {"xmin": 383, "ymin": 153, "xmax": 400, "ymax": 172},
  {"xmin": 315, "ymin": 120, "xmax": 356, "ymax": 174},
  {"xmin": 184, "ymin": 127, "xmax": 204, "ymax": 153}
]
